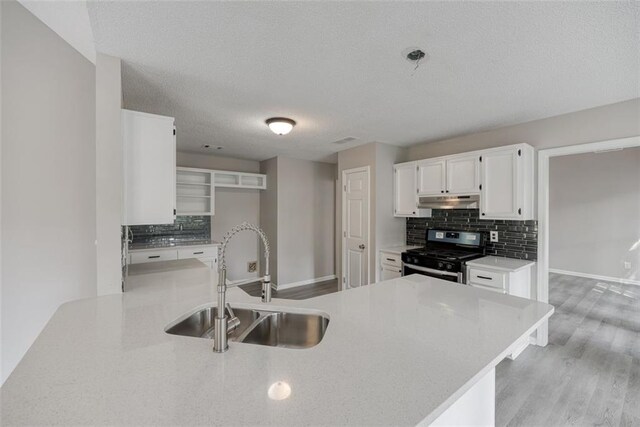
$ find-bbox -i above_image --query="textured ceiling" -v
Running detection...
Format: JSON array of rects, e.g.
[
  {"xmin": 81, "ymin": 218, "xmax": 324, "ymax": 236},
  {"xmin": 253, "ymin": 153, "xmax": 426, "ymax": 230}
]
[{"xmin": 88, "ymin": 1, "xmax": 640, "ymax": 162}]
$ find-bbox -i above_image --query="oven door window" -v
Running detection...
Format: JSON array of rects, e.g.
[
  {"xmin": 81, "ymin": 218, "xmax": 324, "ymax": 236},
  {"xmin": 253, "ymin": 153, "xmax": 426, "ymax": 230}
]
[{"xmin": 403, "ymin": 264, "xmax": 459, "ymax": 283}]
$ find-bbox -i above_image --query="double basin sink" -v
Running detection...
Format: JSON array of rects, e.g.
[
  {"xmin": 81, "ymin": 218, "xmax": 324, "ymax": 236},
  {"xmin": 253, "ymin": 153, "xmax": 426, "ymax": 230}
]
[{"xmin": 165, "ymin": 305, "xmax": 329, "ymax": 349}]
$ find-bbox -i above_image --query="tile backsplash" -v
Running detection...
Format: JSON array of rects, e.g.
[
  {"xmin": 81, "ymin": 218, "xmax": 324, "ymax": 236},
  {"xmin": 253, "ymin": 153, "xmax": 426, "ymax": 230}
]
[
  {"xmin": 129, "ymin": 216, "xmax": 211, "ymax": 245},
  {"xmin": 406, "ymin": 209, "xmax": 537, "ymax": 260}
]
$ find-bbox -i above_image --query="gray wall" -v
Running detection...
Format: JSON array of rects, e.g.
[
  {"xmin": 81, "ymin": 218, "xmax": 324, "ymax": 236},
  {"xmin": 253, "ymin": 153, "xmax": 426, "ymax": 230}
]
[
  {"xmin": 1, "ymin": 1, "xmax": 97, "ymax": 383},
  {"xmin": 95, "ymin": 53, "xmax": 123, "ymax": 295},
  {"xmin": 277, "ymin": 157, "xmax": 335, "ymax": 286},
  {"xmin": 406, "ymin": 98, "xmax": 640, "ymax": 160},
  {"xmin": 336, "ymin": 142, "xmax": 406, "ymax": 284},
  {"xmin": 176, "ymin": 152, "xmax": 261, "ymax": 282},
  {"xmin": 336, "ymin": 143, "xmax": 378, "ymax": 284},
  {"xmin": 550, "ymin": 148, "xmax": 640, "ymax": 281},
  {"xmin": 259, "ymin": 157, "xmax": 278, "ymax": 282}
]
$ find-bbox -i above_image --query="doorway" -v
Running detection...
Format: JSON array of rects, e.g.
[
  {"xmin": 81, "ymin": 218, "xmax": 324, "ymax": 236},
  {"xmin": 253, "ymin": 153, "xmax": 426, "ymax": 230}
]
[
  {"xmin": 342, "ymin": 166, "xmax": 370, "ymax": 289},
  {"xmin": 536, "ymin": 135, "xmax": 640, "ymax": 345}
]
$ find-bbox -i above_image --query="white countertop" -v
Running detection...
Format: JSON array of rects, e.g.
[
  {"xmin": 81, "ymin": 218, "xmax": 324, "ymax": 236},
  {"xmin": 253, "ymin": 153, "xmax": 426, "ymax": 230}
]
[
  {"xmin": 128, "ymin": 239, "xmax": 220, "ymax": 251},
  {"xmin": 466, "ymin": 255, "xmax": 536, "ymax": 272},
  {"xmin": 379, "ymin": 244, "xmax": 421, "ymax": 255},
  {"xmin": 1, "ymin": 259, "xmax": 552, "ymax": 426}
]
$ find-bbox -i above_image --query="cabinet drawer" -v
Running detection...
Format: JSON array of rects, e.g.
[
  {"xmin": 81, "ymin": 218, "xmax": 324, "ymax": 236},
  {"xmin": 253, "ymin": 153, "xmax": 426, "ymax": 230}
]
[
  {"xmin": 130, "ymin": 250, "xmax": 178, "ymax": 264},
  {"xmin": 380, "ymin": 252, "xmax": 402, "ymax": 268},
  {"xmin": 468, "ymin": 268, "xmax": 507, "ymax": 289},
  {"xmin": 177, "ymin": 246, "xmax": 218, "ymax": 260}
]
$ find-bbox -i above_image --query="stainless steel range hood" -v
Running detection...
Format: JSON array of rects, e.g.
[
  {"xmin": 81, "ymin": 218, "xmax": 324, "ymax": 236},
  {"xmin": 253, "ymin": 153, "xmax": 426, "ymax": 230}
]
[{"xmin": 417, "ymin": 194, "xmax": 480, "ymax": 209}]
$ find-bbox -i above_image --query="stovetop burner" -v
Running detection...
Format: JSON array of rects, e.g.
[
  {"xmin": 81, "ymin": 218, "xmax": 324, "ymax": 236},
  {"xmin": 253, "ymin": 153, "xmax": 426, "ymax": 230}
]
[{"xmin": 406, "ymin": 248, "xmax": 483, "ymax": 261}]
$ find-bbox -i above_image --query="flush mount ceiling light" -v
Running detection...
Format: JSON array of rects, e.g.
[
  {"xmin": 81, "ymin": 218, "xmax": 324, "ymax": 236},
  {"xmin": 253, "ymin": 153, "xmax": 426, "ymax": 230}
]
[{"xmin": 266, "ymin": 117, "xmax": 296, "ymax": 135}]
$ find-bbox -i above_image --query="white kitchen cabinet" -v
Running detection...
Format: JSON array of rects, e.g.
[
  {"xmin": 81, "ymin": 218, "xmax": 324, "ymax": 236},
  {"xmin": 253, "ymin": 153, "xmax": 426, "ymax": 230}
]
[
  {"xmin": 466, "ymin": 256, "xmax": 535, "ymax": 359},
  {"xmin": 379, "ymin": 250, "xmax": 403, "ymax": 281},
  {"xmin": 176, "ymin": 167, "xmax": 214, "ymax": 216},
  {"xmin": 394, "ymin": 162, "xmax": 431, "ymax": 217},
  {"xmin": 214, "ymin": 171, "xmax": 266, "ymax": 189},
  {"xmin": 446, "ymin": 155, "xmax": 479, "ymax": 195},
  {"xmin": 130, "ymin": 249, "xmax": 178, "ymax": 264},
  {"xmin": 122, "ymin": 109, "xmax": 176, "ymax": 225},
  {"xmin": 128, "ymin": 244, "xmax": 219, "ymax": 284},
  {"xmin": 417, "ymin": 156, "xmax": 478, "ymax": 196},
  {"xmin": 417, "ymin": 159, "xmax": 446, "ymax": 195},
  {"xmin": 479, "ymin": 144, "xmax": 534, "ymax": 220}
]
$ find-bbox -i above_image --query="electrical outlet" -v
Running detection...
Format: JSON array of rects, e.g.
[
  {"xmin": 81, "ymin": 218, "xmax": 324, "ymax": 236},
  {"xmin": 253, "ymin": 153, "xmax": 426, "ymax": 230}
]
[
  {"xmin": 490, "ymin": 231, "xmax": 499, "ymax": 242},
  {"xmin": 624, "ymin": 261, "xmax": 632, "ymax": 270},
  {"xmin": 248, "ymin": 261, "xmax": 257, "ymax": 273}
]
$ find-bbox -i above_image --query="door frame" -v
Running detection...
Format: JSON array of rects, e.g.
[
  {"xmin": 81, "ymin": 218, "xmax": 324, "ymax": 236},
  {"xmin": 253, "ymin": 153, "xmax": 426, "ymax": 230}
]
[
  {"xmin": 536, "ymin": 135, "xmax": 640, "ymax": 346},
  {"xmin": 341, "ymin": 166, "xmax": 371, "ymax": 291}
]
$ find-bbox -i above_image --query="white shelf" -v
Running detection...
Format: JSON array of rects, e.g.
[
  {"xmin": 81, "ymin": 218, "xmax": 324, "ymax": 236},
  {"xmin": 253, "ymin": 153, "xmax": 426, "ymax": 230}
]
[
  {"xmin": 177, "ymin": 195, "xmax": 211, "ymax": 199},
  {"xmin": 177, "ymin": 182, "xmax": 211, "ymax": 187}
]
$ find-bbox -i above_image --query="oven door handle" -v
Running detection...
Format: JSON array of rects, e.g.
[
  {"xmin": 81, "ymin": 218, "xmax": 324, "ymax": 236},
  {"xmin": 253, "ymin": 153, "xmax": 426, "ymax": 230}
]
[{"xmin": 403, "ymin": 263, "xmax": 459, "ymax": 278}]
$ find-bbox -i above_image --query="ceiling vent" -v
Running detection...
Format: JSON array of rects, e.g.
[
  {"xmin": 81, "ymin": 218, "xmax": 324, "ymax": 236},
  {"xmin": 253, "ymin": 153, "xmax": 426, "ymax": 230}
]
[{"xmin": 331, "ymin": 137, "xmax": 358, "ymax": 145}]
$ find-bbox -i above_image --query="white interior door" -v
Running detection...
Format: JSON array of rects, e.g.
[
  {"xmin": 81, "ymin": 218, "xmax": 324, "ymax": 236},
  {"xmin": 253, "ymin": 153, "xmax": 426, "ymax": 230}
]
[{"xmin": 343, "ymin": 168, "xmax": 369, "ymax": 289}]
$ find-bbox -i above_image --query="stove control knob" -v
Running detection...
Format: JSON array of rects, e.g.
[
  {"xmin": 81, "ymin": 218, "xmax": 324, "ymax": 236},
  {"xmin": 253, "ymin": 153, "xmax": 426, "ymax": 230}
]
[
  {"xmin": 446, "ymin": 264, "xmax": 453, "ymax": 270},
  {"xmin": 437, "ymin": 262, "xmax": 444, "ymax": 269}
]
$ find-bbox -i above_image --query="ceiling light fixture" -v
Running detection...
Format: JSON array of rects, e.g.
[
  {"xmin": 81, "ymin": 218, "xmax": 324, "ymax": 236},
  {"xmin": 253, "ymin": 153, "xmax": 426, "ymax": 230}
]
[{"xmin": 266, "ymin": 117, "xmax": 296, "ymax": 135}]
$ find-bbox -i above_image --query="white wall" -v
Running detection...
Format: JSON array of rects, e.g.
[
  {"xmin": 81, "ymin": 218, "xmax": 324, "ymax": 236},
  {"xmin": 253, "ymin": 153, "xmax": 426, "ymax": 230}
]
[
  {"xmin": 550, "ymin": 148, "xmax": 640, "ymax": 282},
  {"xmin": 176, "ymin": 152, "xmax": 261, "ymax": 282},
  {"xmin": 1, "ymin": 1, "xmax": 97, "ymax": 383},
  {"xmin": 276, "ymin": 157, "xmax": 335, "ymax": 286},
  {"xmin": 406, "ymin": 98, "xmax": 640, "ymax": 161},
  {"xmin": 95, "ymin": 53, "xmax": 123, "ymax": 296}
]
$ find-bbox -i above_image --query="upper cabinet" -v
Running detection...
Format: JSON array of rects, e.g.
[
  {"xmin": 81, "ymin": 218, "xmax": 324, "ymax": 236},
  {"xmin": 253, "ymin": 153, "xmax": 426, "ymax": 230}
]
[
  {"xmin": 394, "ymin": 162, "xmax": 431, "ymax": 217},
  {"xmin": 446, "ymin": 155, "xmax": 479, "ymax": 195},
  {"xmin": 394, "ymin": 143, "xmax": 534, "ymax": 221},
  {"xmin": 418, "ymin": 156, "xmax": 479, "ymax": 196},
  {"xmin": 122, "ymin": 109, "xmax": 176, "ymax": 225},
  {"xmin": 417, "ymin": 159, "xmax": 446, "ymax": 195},
  {"xmin": 175, "ymin": 167, "xmax": 267, "ymax": 216},
  {"xmin": 479, "ymin": 144, "xmax": 534, "ymax": 220},
  {"xmin": 176, "ymin": 167, "xmax": 214, "ymax": 216}
]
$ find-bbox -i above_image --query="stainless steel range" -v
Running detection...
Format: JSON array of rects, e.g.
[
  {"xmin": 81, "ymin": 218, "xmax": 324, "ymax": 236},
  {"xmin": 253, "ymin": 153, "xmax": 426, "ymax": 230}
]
[{"xmin": 401, "ymin": 229, "xmax": 485, "ymax": 283}]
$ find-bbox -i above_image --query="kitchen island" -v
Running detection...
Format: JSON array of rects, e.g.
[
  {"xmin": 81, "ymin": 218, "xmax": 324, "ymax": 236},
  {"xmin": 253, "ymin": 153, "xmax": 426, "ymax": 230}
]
[{"xmin": 1, "ymin": 259, "xmax": 553, "ymax": 425}]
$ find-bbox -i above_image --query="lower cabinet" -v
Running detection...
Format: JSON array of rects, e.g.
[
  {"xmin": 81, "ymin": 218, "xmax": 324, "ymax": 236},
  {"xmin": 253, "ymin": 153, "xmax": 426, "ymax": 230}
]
[
  {"xmin": 466, "ymin": 257, "xmax": 535, "ymax": 360},
  {"xmin": 128, "ymin": 245, "xmax": 219, "ymax": 285},
  {"xmin": 379, "ymin": 251, "xmax": 403, "ymax": 281}
]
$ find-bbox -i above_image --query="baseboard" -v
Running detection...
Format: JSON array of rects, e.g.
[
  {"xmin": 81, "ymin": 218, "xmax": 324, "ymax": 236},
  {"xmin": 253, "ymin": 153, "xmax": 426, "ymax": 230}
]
[
  {"xmin": 549, "ymin": 268, "xmax": 640, "ymax": 286},
  {"xmin": 276, "ymin": 275, "xmax": 337, "ymax": 291}
]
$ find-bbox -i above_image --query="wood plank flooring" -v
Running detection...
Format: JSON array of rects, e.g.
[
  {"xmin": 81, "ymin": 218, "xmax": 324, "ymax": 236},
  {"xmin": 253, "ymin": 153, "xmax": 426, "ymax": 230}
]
[
  {"xmin": 239, "ymin": 278, "xmax": 339, "ymax": 300},
  {"xmin": 496, "ymin": 273, "xmax": 640, "ymax": 426}
]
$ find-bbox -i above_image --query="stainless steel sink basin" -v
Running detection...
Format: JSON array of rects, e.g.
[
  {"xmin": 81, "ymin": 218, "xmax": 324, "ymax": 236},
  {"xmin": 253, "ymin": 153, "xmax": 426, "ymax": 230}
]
[
  {"xmin": 165, "ymin": 306, "xmax": 259, "ymax": 340},
  {"xmin": 239, "ymin": 311, "xmax": 329, "ymax": 349},
  {"xmin": 165, "ymin": 306, "xmax": 329, "ymax": 349}
]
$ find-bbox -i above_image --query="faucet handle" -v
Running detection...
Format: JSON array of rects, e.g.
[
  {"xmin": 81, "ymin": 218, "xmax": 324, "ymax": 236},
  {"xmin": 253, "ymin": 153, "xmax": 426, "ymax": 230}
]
[{"xmin": 225, "ymin": 303, "xmax": 240, "ymax": 333}]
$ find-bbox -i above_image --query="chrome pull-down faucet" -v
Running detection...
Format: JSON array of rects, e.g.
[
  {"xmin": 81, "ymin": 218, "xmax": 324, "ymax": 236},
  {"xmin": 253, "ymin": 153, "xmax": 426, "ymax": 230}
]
[{"xmin": 213, "ymin": 222, "xmax": 271, "ymax": 353}]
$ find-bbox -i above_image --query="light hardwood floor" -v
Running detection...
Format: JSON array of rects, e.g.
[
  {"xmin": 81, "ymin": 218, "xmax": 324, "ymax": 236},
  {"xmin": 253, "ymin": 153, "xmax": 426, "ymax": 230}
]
[{"xmin": 496, "ymin": 273, "xmax": 640, "ymax": 426}]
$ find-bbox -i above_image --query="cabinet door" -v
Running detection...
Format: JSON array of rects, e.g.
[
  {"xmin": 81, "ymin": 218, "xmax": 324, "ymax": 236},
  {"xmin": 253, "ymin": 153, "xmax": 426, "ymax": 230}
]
[
  {"xmin": 394, "ymin": 163, "xmax": 418, "ymax": 216},
  {"xmin": 446, "ymin": 156, "xmax": 479, "ymax": 194},
  {"xmin": 122, "ymin": 109, "xmax": 176, "ymax": 225},
  {"xmin": 381, "ymin": 265, "xmax": 402, "ymax": 281},
  {"xmin": 480, "ymin": 148, "xmax": 520, "ymax": 219},
  {"xmin": 417, "ymin": 160, "xmax": 446, "ymax": 195}
]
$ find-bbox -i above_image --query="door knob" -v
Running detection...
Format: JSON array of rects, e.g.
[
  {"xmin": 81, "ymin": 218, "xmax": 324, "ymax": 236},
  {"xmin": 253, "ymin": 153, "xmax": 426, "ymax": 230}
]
[{"xmin": 359, "ymin": 244, "xmax": 365, "ymax": 250}]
